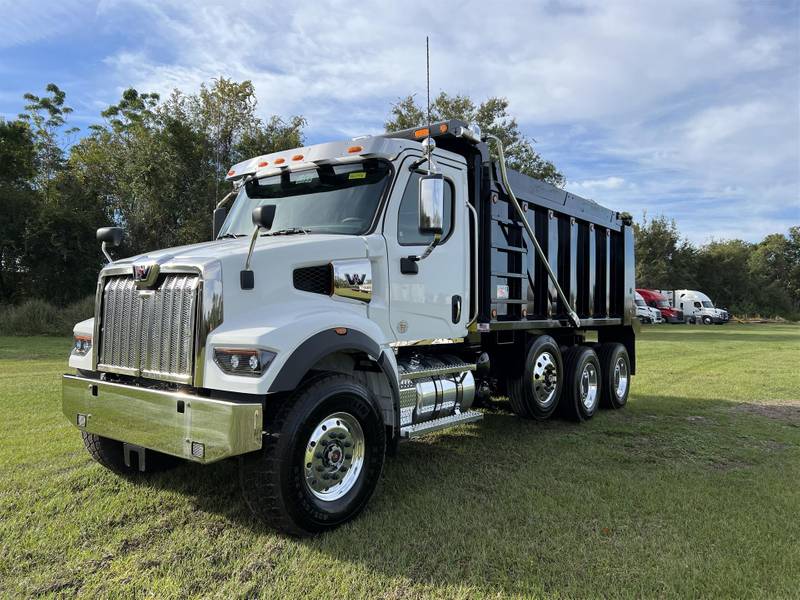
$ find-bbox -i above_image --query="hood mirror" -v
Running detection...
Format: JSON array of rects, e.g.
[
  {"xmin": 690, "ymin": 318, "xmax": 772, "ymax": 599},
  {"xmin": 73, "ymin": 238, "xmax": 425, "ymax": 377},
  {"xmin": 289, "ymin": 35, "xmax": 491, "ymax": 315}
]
[
  {"xmin": 241, "ymin": 204, "xmax": 277, "ymax": 290},
  {"xmin": 97, "ymin": 227, "xmax": 124, "ymax": 262}
]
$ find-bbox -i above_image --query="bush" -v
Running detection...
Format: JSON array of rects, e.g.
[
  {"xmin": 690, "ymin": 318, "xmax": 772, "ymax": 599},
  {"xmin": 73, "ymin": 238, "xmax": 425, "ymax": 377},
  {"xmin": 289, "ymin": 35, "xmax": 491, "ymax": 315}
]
[{"xmin": 0, "ymin": 296, "xmax": 95, "ymax": 336}]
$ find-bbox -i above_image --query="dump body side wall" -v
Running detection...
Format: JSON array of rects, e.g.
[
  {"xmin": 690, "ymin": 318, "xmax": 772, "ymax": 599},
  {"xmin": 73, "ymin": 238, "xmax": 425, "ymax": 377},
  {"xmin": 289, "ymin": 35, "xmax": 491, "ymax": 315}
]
[{"xmin": 480, "ymin": 164, "xmax": 634, "ymax": 331}]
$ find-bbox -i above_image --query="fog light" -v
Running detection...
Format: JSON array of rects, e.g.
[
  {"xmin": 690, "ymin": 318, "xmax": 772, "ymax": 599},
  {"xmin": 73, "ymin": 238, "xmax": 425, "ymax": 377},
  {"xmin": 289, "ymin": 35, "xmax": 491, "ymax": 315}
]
[
  {"xmin": 248, "ymin": 354, "xmax": 259, "ymax": 371},
  {"xmin": 77, "ymin": 413, "xmax": 87, "ymax": 427},
  {"xmin": 191, "ymin": 441, "xmax": 205, "ymax": 458}
]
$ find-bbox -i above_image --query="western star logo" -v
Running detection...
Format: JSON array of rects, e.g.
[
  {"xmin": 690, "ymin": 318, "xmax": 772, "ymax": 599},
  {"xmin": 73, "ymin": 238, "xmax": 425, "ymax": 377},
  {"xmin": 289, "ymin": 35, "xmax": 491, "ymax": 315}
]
[
  {"xmin": 132, "ymin": 263, "xmax": 159, "ymax": 288},
  {"xmin": 345, "ymin": 273, "xmax": 367, "ymax": 286}
]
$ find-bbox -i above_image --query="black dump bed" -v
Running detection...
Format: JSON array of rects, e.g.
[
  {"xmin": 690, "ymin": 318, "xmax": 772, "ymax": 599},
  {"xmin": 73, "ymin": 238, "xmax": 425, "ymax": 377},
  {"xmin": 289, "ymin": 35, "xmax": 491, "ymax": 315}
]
[{"xmin": 384, "ymin": 120, "xmax": 636, "ymax": 334}]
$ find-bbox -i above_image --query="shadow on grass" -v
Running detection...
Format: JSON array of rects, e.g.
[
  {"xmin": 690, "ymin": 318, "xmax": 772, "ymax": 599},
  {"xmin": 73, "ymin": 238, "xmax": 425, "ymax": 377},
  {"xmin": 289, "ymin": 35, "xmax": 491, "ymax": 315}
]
[{"xmin": 124, "ymin": 394, "xmax": 797, "ymax": 596}]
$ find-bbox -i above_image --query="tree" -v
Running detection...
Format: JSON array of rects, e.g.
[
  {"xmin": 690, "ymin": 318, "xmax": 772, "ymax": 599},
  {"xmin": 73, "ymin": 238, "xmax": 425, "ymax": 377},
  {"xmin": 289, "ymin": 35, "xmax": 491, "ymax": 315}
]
[
  {"xmin": 632, "ymin": 214, "xmax": 696, "ymax": 289},
  {"xmin": 385, "ymin": 92, "xmax": 565, "ymax": 187}
]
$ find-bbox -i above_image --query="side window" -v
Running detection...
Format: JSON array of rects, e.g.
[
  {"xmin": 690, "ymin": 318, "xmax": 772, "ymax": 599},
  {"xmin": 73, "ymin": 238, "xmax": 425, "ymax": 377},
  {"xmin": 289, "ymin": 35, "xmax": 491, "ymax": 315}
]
[
  {"xmin": 694, "ymin": 301, "xmax": 702, "ymax": 308},
  {"xmin": 397, "ymin": 172, "xmax": 454, "ymax": 246}
]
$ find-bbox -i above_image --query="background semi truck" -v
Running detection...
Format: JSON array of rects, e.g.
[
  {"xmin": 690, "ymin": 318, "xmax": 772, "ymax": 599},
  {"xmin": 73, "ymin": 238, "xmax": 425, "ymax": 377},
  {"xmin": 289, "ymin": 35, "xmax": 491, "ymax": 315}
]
[
  {"xmin": 635, "ymin": 291, "xmax": 662, "ymax": 324},
  {"xmin": 636, "ymin": 288, "xmax": 683, "ymax": 323},
  {"xmin": 62, "ymin": 119, "xmax": 637, "ymax": 535},
  {"xmin": 660, "ymin": 289, "xmax": 729, "ymax": 324}
]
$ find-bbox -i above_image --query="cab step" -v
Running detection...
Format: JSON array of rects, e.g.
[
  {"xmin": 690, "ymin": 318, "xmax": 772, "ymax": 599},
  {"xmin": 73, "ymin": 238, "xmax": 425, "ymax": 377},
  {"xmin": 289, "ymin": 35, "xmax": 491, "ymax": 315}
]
[{"xmin": 400, "ymin": 410, "xmax": 483, "ymax": 439}]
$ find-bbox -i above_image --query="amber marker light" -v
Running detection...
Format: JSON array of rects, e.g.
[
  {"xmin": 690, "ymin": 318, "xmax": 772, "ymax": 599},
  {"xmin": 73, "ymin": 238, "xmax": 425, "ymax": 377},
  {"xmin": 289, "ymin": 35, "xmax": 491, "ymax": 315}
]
[
  {"xmin": 292, "ymin": 154, "xmax": 304, "ymax": 161},
  {"xmin": 227, "ymin": 169, "xmax": 235, "ymax": 176},
  {"xmin": 274, "ymin": 157, "xmax": 286, "ymax": 165},
  {"xmin": 414, "ymin": 128, "xmax": 430, "ymax": 138},
  {"xmin": 257, "ymin": 160, "xmax": 269, "ymax": 167},
  {"xmin": 347, "ymin": 146, "xmax": 363, "ymax": 154}
]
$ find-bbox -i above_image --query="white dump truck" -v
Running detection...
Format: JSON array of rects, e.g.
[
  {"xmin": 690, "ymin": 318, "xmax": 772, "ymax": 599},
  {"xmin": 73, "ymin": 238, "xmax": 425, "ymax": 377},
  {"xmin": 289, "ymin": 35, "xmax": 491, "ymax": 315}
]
[{"xmin": 63, "ymin": 120, "xmax": 637, "ymax": 535}]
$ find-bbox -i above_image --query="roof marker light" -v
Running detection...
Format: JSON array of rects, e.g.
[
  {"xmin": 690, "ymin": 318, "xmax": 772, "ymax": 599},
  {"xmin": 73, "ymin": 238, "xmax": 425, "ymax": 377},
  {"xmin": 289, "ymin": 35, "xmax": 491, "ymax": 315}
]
[
  {"xmin": 227, "ymin": 169, "xmax": 236, "ymax": 176},
  {"xmin": 257, "ymin": 160, "xmax": 269, "ymax": 168},
  {"xmin": 414, "ymin": 128, "xmax": 430, "ymax": 139},
  {"xmin": 439, "ymin": 123, "xmax": 448, "ymax": 133},
  {"xmin": 292, "ymin": 154, "xmax": 304, "ymax": 161},
  {"xmin": 274, "ymin": 157, "xmax": 286, "ymax": 165},
  {"xmin": 347, "ymin": 145, "xmax": 363, "ymax": 154}
]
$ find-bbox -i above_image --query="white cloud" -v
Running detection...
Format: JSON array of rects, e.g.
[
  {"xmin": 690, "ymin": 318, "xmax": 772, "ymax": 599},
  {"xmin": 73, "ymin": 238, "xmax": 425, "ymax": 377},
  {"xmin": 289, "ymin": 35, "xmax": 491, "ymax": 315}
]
[{"xmin": 5, "ymin": 0, "xmax": 797, "ymax": 243}]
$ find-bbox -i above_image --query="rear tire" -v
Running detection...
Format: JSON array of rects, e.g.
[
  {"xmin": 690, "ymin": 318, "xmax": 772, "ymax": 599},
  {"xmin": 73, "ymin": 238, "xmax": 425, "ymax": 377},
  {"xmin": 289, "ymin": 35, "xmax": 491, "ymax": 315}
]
[
  {"xmin": 239, "ymin": 373, "xmax": 386, "ymax": 536},
  {"xmin": 559, "ymin": 346, "xmax": 601, "ymax": 421},
  {"xmin": 507, "ymin": 335, "xmax": 563, "ymax": 420},
  {"xmin": 81, "ymin": 432, "xmax": 180, "ymax": 474},
  {"xmin": 596, "ymin": 343, "xmax": 631, "ymax": 409}
]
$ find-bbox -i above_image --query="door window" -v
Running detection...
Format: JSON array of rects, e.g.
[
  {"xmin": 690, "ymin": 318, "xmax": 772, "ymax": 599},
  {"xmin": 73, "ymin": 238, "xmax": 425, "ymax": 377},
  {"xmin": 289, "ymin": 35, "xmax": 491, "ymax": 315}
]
[{"xmin": 397, "ymin": 172, "xmax": 454, "ymax": 246}]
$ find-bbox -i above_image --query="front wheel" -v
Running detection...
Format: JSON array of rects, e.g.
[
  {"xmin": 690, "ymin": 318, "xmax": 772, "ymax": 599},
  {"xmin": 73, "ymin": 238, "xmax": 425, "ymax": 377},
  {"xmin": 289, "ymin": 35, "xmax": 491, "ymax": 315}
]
[
  {"xmin": 702, "ymin": 316, "xmax": 713, "ymax": 325},
  {"xmin": 239, "ymin": 373, "xmax": 386, "ymax": 536}
]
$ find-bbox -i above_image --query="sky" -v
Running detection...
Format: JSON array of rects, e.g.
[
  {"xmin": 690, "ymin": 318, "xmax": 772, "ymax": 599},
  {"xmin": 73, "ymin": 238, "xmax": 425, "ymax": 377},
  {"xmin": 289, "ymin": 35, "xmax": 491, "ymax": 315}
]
[{"xmin": 1, "ymin": 0, "xmax": 798, "ymax": 243}]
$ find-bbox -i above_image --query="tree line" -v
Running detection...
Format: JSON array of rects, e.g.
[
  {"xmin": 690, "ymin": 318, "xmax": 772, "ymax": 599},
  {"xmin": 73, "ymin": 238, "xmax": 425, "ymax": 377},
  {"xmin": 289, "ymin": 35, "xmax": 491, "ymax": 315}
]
[{"xmin": 0, "ymin": 79, "xmax": 796, "ymax": 319}]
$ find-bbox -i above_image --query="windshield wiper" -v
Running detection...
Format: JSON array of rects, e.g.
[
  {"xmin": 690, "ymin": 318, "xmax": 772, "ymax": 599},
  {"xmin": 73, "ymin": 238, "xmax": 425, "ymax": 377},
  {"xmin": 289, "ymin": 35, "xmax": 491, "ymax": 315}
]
[
  {"xmin": 218, "ymin": 233, "xmax": 243, "ymax": 239},
  {"xmin": 262, "ymin": 227, "xmax": 311, "ymax": 237}
]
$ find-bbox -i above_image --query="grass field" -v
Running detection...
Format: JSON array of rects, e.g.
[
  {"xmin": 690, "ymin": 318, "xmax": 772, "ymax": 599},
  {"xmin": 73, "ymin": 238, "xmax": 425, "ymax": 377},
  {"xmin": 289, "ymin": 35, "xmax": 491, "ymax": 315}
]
[{"xmin": 1, "ymin": 324, "xmax": 798, "ymax": 598}]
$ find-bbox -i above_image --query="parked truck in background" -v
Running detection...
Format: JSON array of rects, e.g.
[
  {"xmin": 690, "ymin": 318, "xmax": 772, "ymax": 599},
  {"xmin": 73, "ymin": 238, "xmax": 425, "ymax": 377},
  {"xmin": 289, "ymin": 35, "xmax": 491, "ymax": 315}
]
[
  {"xmin": 660, "ymin": 289, "xmax": 729, "ymax": 324},
  {"xmin": 636, "ymin": 288, "xmax": 683, "ymax": 323},
  {"xmin": 62, "ymin": 119, "xmax": 637, "ymax": 536},
  {"xmin": 635, "ymin": 291, "xmax": 662, "ymax": 324}
]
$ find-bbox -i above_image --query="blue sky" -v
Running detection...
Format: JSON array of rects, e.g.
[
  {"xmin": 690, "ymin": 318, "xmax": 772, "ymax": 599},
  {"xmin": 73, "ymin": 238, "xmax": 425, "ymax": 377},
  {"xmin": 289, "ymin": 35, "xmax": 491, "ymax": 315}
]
[{"xmin": 1, "ymin": 0, "xmax": 798, "ymax": 243}]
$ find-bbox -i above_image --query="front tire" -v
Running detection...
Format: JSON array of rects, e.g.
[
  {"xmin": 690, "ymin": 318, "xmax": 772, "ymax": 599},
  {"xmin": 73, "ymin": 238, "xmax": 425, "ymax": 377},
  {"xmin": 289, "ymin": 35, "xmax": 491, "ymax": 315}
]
[
  {"xmin": 702, "ymin": 316, "xmax": 713, "ymax": 325},
  {"xmin": 81, "ymin": 432, "xmax": 180, "ymax": 474},
  {"xmin": 239, "ymin": 373, "xmax": 386, "ymax": 536},
  {"xmin": 507, "ymin": 335, "xmax": 563, "ymax": 420}
]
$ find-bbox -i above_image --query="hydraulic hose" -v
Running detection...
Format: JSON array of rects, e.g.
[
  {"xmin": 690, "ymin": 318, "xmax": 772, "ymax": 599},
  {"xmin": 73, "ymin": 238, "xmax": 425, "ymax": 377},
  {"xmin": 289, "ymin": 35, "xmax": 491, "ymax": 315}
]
[{"xmin": 483, "ymin": 134, "xmax": 581, "ymax": 328}]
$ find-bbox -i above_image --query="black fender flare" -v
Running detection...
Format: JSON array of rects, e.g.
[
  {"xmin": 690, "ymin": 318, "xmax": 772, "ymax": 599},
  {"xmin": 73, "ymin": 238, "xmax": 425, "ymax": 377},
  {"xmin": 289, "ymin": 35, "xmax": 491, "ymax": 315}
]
[{"xmin": 267, "ymin": 328, "xmax": 400, "ymax": 447}]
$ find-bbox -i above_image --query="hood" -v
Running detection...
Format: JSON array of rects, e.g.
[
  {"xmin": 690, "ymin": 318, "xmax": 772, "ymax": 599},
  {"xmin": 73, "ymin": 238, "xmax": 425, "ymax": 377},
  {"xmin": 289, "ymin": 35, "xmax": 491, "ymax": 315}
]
[{"xmin": 104, "ymin": 234, "xmax": 368, "ymax": 274}]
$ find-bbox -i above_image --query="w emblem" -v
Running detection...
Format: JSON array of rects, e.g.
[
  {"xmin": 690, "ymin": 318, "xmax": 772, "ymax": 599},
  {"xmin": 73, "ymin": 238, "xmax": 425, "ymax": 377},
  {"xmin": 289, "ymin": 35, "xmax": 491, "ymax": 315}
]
[
  {"xmin": 345, "ymin": 273, "xmax": 367, "ymax": 286},
  {"xmin": 132, "ymin": 263, "xmax": 159, "ymax": 288}
]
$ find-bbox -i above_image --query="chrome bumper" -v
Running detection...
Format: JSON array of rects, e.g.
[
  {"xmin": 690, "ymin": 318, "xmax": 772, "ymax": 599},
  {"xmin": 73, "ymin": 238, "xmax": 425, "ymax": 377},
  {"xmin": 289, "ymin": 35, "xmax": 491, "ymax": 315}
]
[{"xmin": 62, "ymin": 374, "xmax": 263, "ymax": 463}]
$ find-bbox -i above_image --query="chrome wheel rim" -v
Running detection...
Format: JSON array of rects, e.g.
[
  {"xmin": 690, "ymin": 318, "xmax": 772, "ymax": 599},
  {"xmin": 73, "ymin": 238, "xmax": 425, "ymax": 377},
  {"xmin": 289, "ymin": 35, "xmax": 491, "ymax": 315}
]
[
  {"xmin": 304, "ymin": 412, "xmax": 365, "ymax": 502},
  {"xmin": 580, "ymin": 362, "xmax": 599, "ymax": 411},
  {"xmin": 614, "ymin": 357, "xmax": 629, "ymax": 399},
  {"xmin": 532, "ymin": 351, "xmax": 559, "ymax": 407}
]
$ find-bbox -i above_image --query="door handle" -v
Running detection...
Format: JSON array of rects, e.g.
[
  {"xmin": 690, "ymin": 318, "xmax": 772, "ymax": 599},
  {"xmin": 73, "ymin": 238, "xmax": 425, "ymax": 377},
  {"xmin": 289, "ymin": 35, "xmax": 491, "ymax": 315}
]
[{"xmin": 452, "ymin": 295, "xmax": 462, "ymax": 323}]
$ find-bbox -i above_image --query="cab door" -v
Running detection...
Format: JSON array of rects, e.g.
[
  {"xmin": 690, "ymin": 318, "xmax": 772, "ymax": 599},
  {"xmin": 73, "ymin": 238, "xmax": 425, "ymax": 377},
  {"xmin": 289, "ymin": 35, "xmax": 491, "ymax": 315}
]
[{"xmin": 382, "ymin": 153, "xmax": 470, "ymax": 342}]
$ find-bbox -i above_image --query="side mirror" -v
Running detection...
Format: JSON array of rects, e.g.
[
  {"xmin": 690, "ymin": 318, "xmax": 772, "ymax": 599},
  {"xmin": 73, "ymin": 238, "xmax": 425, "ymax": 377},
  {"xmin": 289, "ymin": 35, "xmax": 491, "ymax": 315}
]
[
  {"xmin": 252, "ymin": 204, "xmax": 276, "ymax": 231},
  {"xmin": 97, "ymin": 227, "xmax": 124, "ymax": 263},
  {"xmin": 96, "ymin": 227, "xmax": 124, "ymax": 246},
  {"xmin": 418, "ymin": 174, "xmax": 444, "ymax": 235},
  {"xmin": 212, "ymin": 207, "xmax": 227, "ymax": 239}
]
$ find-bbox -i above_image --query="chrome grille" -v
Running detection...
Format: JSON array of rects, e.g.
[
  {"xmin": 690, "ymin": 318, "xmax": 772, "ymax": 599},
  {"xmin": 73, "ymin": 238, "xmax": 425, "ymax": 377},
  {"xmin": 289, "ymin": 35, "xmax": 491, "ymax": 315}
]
[{"xmin": 98, "ymin": 273, "xmax": 200, "ymax": 383}]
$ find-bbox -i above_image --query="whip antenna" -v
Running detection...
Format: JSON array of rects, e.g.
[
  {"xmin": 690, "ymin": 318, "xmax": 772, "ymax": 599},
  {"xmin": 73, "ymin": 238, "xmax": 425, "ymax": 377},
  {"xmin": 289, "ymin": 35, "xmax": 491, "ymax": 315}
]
[{"xmin": 423, "ymin": 36, "xmax": 436, "ymax": 174}]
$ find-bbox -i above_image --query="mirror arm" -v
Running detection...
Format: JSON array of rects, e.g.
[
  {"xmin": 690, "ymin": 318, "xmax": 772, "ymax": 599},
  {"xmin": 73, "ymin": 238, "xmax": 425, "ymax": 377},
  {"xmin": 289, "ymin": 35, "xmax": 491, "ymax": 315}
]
[
  {"xmin": 101, "ymin": 241, "xmax": 113, "ymax": 263},
  {"xmin": 406, "ymin": 232, "xmax": 441, "ymax": 263}
]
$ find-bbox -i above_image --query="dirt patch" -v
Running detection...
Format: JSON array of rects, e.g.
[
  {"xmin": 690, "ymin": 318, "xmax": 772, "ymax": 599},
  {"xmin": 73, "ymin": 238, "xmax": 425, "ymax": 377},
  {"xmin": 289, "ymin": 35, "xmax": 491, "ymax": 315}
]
[{"xmin": 730, "ymin": 401, "xmax": 800, "ymax": 425}]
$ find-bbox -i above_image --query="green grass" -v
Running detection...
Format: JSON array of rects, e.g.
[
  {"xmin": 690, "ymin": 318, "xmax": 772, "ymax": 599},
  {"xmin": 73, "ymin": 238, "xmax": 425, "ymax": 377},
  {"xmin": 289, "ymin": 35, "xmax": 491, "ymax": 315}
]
[{"xmin": 1, "ymin": 324, "xmax": 799, "ymax": 598}]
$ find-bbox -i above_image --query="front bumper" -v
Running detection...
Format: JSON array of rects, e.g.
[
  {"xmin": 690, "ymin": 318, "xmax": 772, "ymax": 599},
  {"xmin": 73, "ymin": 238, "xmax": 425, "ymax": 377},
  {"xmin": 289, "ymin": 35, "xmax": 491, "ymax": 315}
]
[
  {"xmin": 665, "ymin": 316, "xmax": 684, "ymax": 324},
  {"xmin": 62, "ymin": 374, "xmax": 263, "ymax": 463}
]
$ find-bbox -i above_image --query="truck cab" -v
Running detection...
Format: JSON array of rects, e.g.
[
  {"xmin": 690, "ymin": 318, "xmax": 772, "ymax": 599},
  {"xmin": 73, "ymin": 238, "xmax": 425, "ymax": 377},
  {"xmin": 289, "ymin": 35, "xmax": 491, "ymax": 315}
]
[
  {"xmin": 665, "ymin": 289, "xmax": 729, "ymax": 324},
  {"xmin": 63, "ymin": 120, "xmax": 638, "ymax": 535},
  {"xmin": 634, "ymin": 291, "xmax": 662, "ymax": 324},
  {"xmin": 636, "ymin": 288, "xmax": 683, "ymax": 324}
]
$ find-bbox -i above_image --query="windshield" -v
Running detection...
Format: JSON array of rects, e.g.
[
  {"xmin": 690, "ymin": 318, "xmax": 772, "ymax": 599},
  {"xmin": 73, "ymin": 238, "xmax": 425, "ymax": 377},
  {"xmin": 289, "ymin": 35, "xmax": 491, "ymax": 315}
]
[
  {"xmin": 219, "ymin": 159, "xmax": 391, "ymax": 237},
  {"xmin": 656, "ymin": 300, "xmax": 671, "ymax": 309},
  {"xmin": 702, "ymin": 301, "xmax": 714, "ymax": 308}
]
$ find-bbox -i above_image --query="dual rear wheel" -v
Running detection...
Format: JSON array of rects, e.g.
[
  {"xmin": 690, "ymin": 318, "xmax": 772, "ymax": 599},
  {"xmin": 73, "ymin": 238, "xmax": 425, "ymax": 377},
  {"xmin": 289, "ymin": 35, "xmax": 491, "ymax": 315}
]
[{"xmin": 507, "ymin": 336, "xmax": 630, "ymax": 421}]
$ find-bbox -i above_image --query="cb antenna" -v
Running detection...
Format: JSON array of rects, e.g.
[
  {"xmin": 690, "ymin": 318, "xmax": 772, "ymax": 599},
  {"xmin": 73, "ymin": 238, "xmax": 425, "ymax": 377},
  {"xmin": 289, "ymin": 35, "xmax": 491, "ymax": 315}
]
[{"xmin": 423, "ymin": 35, "xmax": 436, "ymax": 174}]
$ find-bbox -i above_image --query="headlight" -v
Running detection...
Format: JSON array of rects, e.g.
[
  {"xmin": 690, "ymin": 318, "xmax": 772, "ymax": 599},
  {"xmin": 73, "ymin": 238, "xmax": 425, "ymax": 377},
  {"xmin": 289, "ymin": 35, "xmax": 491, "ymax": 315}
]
[
  {"xmin": 214, "ymin": 348, "xmax": 276, "ymax": 377},
  {"xmin": 72, "ymin": 335, "xmax": 92, "ymax": 356}
]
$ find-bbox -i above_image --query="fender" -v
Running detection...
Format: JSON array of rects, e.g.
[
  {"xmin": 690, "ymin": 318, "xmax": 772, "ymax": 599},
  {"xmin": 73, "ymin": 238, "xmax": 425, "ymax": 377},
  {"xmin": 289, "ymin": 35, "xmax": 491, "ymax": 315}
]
[{"xmin": 268, "ymin": 328, "xmax": 400, "ymax": 445}]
